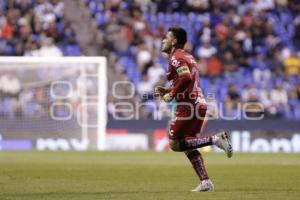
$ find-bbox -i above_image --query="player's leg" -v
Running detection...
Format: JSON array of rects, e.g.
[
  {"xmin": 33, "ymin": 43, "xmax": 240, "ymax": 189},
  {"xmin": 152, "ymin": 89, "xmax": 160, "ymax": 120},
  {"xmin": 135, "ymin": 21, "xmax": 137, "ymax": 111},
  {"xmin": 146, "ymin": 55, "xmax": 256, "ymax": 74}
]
[
  {"xmin": 168, "ymin": 108, "xmax": 212, "ymax": 152},
  {"xmin": 169, "ymin": 108, "xmax": 212, "ymax": 151},
  {"xmin": 212, "ymin": 131, "xmax": 233, "ymax": 158},
  {"xmin": 185, "ymin": 132, "xmax": 233, "ymax": 192},
  {"xmin": 168, "ymin": 107, "xmax": 213, "ymax": 192},
  {"xmin": 183, "ymin": 118, "xmax": 231, "ymax": 191},
  {"xmin": 185, "ymin": 149, "xmax": 209, "ymax": 180},
  {"xmin": 169, "ymin": 138, "xmax": 214, "ymax": 191},
  {"xmin": 184, "ymin": 108, "xmax": 214, "ymax": 192},
  {"xmin": 185, "ymin": 149, "xmax": 214, "ymax": 192},
  {"xmin": 179, "ymin": 131, "xmax": 233, "ymax": 158},
  {"xmin": 199, "ymin": 108, "xmax": 233, "ymax": 157},
  {"xmin": 171, "ymin": 108, "xmax": 233, "ymax": 157}
]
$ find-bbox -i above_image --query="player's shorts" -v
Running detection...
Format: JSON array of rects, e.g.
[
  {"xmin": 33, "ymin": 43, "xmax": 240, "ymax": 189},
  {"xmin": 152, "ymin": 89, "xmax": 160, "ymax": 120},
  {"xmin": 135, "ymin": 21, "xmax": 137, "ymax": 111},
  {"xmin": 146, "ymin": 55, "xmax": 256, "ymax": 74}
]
[{"xmin": 168, "ymin": 103, "xmax": 207, "ymax": 140}]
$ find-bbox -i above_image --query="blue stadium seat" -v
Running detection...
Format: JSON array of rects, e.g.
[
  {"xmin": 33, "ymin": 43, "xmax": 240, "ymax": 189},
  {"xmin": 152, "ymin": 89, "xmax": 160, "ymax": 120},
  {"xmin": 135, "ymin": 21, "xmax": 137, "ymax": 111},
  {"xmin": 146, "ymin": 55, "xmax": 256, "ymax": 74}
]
[
  {"xmin": 64, "ymin": 45, "xmax": 81, "ymax": 56},
  {"xmin": 95, "ymin": 12, "xmax": 107, "ymax": 27}
]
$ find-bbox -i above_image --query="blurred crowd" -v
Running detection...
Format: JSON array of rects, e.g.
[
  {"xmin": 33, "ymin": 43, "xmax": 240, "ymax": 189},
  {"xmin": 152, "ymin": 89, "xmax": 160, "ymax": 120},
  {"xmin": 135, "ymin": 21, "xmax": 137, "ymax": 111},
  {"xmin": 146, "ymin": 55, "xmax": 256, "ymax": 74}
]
[
  {"xmin": 0, "ymin": 0, "xmax": 80, "ymax": 56},
  {"xmin": 86, "ymin": 0, "xmax": 300, "ymax": 119},
  {"xmin": 0, "ymin": 67, "xmax": 97, "ymax": 119},
  {"xmin": 0, "ymin": 0, "xmax": 82, "ymax": 119}
]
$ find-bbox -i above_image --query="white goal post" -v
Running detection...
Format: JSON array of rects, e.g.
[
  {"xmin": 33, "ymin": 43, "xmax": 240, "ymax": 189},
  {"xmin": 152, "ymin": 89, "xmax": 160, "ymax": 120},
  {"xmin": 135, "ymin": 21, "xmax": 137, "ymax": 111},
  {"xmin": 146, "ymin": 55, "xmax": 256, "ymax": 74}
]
[{"xmin": 0, "ymin": 57, "xmax": 107, "ymax": 150}]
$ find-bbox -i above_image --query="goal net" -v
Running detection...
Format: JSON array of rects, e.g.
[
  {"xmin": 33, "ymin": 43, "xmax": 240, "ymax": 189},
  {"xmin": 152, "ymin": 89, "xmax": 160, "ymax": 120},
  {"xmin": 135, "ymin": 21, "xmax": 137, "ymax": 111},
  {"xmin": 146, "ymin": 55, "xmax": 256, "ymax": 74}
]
[{"xmin": 0, "ymin": 57, "xmax": 107, "ymax": 151}]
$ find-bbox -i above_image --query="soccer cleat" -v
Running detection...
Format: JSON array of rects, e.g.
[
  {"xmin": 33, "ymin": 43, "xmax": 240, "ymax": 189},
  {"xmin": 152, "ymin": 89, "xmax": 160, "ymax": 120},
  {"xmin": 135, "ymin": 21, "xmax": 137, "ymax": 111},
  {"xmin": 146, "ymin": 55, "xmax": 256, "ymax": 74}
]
[
  {"xmin": 213, "ymin": 131, "xmax": 233, "ymax": 158},
  {"xmin": 192, "ymin": 179, "xmax": 214, "ymax": 192}
]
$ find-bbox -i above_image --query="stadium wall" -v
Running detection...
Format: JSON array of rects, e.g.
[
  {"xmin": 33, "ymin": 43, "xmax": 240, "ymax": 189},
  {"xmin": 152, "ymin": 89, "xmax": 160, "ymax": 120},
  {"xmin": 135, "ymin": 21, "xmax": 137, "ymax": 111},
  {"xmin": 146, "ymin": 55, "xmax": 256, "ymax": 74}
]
[{"xmin": 0, "ymin": 119, "xmax": 299, "ymax": 153}]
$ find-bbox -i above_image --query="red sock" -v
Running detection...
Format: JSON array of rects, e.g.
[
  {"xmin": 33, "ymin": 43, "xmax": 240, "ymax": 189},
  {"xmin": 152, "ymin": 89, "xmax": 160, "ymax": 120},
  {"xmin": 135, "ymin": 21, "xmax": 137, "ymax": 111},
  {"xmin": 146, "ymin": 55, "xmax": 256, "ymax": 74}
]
[
  {"xmin": 185, "ymin": 149, "xmax": 209, "ymax": 180},
  {"xmin": 180, "ymin": 136, "xmax": 212, "ymax": 150}
]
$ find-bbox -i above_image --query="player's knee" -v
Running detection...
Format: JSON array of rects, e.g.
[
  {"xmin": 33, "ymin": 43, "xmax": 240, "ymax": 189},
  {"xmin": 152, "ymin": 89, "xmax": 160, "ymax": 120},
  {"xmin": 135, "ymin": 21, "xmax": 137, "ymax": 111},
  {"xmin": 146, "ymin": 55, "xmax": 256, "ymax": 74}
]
[{"xmin": 169, "ymin": 140, "xmax": 182, "ymax": 152}]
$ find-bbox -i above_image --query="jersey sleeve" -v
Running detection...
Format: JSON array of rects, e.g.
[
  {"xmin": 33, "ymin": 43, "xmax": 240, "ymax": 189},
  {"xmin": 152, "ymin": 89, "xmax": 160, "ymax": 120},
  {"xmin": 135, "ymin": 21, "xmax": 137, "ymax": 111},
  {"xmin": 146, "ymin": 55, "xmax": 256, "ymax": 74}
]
[
  {"xmin": 169, "ymin": 55, "xmax": 192, "ymax": 97},
  {"xmin": 170, "ymin": 56, "xmax": 190, "ymax": 76}
]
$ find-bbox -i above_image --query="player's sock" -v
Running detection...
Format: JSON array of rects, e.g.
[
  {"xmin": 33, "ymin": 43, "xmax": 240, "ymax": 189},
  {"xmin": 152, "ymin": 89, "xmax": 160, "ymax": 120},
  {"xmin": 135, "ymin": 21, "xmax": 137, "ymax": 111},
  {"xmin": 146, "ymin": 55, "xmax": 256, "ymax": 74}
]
[
  {"xmin": 179, "ymin": 136, "xmax": 212, "ymax": 150},
  {"xmin": 185, "ymin": 149, "xmax": 209, "ymax": 180}
]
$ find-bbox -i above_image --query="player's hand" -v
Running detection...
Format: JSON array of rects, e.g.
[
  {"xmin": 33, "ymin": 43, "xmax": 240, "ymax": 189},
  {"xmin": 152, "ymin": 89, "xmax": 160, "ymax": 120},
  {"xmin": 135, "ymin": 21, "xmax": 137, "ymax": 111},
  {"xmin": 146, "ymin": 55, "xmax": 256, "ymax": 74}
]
[
  {"xmin": 154, "ymin": 86, "xmax": 168, "ymax": 97},
  {"xmin": 162, "ymin": 93, "xmax": 173, "ymax": 102}
]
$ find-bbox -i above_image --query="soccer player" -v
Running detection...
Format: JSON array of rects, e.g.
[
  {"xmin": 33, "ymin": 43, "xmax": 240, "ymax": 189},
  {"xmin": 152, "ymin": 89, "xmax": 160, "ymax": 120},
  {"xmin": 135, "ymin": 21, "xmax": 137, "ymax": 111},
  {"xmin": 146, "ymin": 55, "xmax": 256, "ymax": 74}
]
[{"xmin": 154, "ymin": 27, "xmax": 233, "ymax": 192}]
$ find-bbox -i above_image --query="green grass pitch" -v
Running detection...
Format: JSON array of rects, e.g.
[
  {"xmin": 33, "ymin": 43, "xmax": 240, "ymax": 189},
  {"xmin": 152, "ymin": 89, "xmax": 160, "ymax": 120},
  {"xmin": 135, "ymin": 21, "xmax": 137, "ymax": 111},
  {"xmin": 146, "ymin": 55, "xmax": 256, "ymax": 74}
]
[{"xmin": 0, "ymin": 151, "xmax": 300, "ymax": 200}]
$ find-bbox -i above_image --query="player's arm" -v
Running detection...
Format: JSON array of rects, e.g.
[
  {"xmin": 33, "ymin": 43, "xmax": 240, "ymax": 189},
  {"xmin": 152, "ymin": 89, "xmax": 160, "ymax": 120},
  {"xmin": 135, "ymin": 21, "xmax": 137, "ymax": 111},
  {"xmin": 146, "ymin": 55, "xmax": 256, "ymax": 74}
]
[
  {"xmin": 163, "ymin": 60, "xmax": 192, "ymax": 102},
  {"xmin": 154, "ymin": 86, "xmax": 169, "ymax": 97}
]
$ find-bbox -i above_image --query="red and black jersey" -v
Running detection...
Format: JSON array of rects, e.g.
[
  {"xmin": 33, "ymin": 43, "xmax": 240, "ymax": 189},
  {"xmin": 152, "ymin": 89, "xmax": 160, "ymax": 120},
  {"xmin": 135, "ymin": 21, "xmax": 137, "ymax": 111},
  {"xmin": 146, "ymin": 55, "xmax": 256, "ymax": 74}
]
[{"xmin": 167, "ymin": 49, "xmax": 206, "ymax": 105}]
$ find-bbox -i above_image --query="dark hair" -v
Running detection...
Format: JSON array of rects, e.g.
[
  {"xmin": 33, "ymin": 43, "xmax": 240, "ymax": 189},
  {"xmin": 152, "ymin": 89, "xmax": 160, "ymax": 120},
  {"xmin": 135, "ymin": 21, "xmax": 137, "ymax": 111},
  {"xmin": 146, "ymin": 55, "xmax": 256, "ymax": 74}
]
[{"xmin": 168, "ymin": 27, "xmax": 187, "ymax": 48}]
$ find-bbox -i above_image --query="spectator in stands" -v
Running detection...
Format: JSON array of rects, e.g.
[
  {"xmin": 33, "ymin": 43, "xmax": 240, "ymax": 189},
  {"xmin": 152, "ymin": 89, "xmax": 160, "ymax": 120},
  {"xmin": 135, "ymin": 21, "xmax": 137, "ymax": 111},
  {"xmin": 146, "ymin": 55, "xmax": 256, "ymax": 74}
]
[
  {"xmin": 24, "ymin": 41, "xmax": 40, "ymax": 56},
  {"xmin": 107, "ymin": 95, "xmax": 117, "ymax": 119},
  {"xmin": 0, "ymin": 74, "xmax": 21, "ymax": 96},
  {"xmin": 215, "ymin": 18, "xmax": 230, "ymax": 42},
  {"xmin": 137, "ymin": 43, "xmax": 151, "ymax": 71},
  {"xmin": 39, "ymin": 37, "xmax": 62, "ymax": 56},
  {"xmin": 222, "ymin": 51, "xmax": 237, "ymax": 74},
  {"xmin": 137, "ymin": 74, "xmax": 153, "ymax": 98},
  {"xmin": 294, "ymin": 15, "xmax": 300, "ymax": 48},
  {"xmin": 198, "ymin": 20, "xmax": 212, "ymax": 46},
  {"xmin": 242, "ymin": 84, "xmax": 258, "ymax": 103},
  {"xmin": 270, "ymin": 83, "xmax": 288, "ymax": 117},
  {"xmin": 258, "ymin": 83, "xmax": 271, "ymax": 112},
  {"xmin": 296, "ymin": 83, "xmax": 300, "ymax": 101},
  {"xmin": 186, "ymin": 0, "xmax": 209, "ymax": 12},
  {"xmin": 51, "ymin": 0, "xmax": 64, "ymax": 18},
  {"xmin": 147, "ymin": 62, "xmax": 165, "ymax": 86},
  {"xmin": 268, "ymin": 50, "xmax": 284, "ymax": 77},
  {"xmin": 196, "ymin": 40, "xmax": 216, "ymax": 60},
  {"xmin": 283, "ymin": 51, "xmax": 300, "ymax": 77},
  {"xmin": 287, "ymin": 88, "xmax": 300, "ymax": 119},
  {"xmin": 225, "ymin": 84, "xmax": 241, "ymax": 116},
  {"xmin": 205, "ymin": 55, "xmax": 223, "ymax": 78},
  {"xmin": 0, "ymin": 18, "xmax": 13, "ymax": 41},
  {"xmin": 250, "ymin": 54, "xmax": 271, "ymax": 83},
  {"xmin": 231, "ymin": 41, "xmax": 247, "ymax": 67}
]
